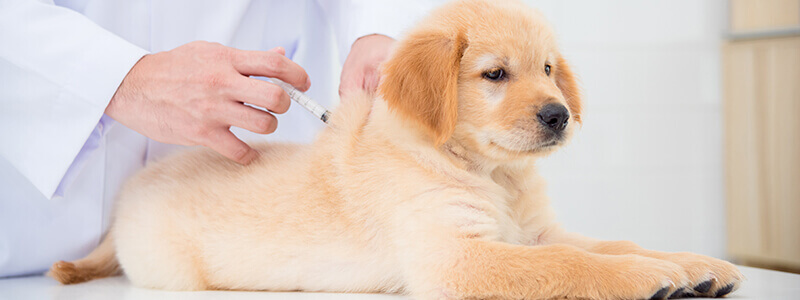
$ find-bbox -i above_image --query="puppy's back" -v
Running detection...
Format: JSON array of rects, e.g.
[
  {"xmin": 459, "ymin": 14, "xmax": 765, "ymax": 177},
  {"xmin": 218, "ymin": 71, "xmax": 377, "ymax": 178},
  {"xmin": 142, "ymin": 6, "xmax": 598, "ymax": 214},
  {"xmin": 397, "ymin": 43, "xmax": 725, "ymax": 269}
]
[{"xmin": 110, "ymin": 90, "xmax": 389, "ymax": 291}]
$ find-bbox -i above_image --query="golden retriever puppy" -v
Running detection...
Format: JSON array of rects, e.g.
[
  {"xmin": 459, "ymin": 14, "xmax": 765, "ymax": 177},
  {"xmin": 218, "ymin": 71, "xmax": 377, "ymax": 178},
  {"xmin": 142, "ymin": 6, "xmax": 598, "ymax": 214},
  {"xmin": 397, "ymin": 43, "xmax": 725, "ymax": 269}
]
[{"xmin": 49, "ymin": 0, "xmax": 742, "ymax": 299}]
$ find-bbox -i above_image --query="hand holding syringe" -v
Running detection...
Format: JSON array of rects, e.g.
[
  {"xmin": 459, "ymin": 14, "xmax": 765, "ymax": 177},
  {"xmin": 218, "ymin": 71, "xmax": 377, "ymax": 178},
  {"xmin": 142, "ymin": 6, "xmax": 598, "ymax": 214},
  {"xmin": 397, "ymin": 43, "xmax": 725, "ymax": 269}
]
[{"xmin": 271, "ymin": 78, "xmax": 331, "ymax": 124}]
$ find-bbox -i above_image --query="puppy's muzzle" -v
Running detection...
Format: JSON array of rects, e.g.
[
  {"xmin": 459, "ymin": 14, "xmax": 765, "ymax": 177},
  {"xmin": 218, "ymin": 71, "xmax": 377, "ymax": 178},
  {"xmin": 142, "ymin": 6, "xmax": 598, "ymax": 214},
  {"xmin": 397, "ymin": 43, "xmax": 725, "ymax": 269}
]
[{"xmin": 536, "ymin": 103, "xmax": 569, "ymax": 133}]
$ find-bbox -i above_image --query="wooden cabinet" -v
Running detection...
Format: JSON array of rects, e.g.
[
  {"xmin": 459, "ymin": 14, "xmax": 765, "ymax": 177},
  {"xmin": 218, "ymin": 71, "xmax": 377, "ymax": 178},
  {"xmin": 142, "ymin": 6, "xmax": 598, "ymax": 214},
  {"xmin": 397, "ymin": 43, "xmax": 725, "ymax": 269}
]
[
  {"xmin": 730, "ymin": 0, "xmax": 799, "ymax": 32},
  {"xmin": 724, "ymin": 0, "xmax": 800, "ymax": 271}
]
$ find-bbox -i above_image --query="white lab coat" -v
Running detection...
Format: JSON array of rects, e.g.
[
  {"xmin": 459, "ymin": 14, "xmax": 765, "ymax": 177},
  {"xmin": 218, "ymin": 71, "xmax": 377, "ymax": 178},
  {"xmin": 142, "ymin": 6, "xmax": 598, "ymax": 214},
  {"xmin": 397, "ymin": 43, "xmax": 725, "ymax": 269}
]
[{"xmin": 0, "ymin": 0, "xmax": 436, "ymax": 277}]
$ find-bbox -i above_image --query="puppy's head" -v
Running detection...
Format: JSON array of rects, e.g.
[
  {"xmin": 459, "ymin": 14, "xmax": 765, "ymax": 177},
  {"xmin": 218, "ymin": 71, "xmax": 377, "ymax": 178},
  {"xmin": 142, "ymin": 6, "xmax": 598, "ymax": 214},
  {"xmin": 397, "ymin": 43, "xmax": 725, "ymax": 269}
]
[{"xmin": 379, "ymin": 0, "xmax": 582, "ymax": 161}]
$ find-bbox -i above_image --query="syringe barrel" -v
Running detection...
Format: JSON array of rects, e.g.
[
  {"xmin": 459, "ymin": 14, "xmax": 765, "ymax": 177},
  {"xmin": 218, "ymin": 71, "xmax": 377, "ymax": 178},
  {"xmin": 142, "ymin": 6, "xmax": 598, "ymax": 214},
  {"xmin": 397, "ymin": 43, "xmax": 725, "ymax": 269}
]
[{"xmin": 271, "ymin": 79, "xmax": 331, "ymax": 124}]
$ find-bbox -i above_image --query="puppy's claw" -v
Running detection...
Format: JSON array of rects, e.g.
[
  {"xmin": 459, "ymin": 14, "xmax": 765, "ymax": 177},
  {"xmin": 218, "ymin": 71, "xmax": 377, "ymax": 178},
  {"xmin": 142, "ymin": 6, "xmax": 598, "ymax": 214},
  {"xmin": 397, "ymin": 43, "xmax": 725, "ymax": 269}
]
[{"xmin": 650, "ymin": 286, "xmax": 671, "ymax": 300}]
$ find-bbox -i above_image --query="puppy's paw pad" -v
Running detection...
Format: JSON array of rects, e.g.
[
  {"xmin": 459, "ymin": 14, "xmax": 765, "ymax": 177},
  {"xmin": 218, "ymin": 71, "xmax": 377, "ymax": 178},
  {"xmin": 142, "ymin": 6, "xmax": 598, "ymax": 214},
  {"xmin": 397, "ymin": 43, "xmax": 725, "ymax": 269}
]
[
  {"xmin": 693, "ymin": 280, "xmax": 713, "ymax": 294},
  {"xmin": 649, "ymin": 286, "xmax": 671, "ymax": 300},
  {"xmin": 713, "ymin": 283, "xmax": 735, "ymax": 298},
  {"xmin": 668, "ymin": 287, "xmax": 691, "ymax": 299}
]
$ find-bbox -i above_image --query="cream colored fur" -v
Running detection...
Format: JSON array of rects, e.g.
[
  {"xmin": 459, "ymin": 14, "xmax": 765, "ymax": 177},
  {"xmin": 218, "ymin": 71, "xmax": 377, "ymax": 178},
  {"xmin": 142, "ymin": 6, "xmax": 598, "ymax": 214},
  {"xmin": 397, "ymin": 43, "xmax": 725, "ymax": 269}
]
[{"xmin": 50, "ymin": 1, "xmax": 742, "ymax": 299}]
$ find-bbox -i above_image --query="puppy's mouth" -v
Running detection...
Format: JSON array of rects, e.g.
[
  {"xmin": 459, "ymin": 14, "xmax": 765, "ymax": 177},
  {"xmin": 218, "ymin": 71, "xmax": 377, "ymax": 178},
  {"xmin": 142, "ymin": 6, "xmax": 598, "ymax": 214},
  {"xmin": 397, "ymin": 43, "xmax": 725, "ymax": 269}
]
[
  {"xmin": 526, "ymin": 138, "xmax": 562, "ymax": 153},
  {"xmin": 489, "ymin": 135, "xmax": 563, "ymax": 154},
  {"xmin": 533, "ymin": 139, "xmax": 560, "ymax": 150}
]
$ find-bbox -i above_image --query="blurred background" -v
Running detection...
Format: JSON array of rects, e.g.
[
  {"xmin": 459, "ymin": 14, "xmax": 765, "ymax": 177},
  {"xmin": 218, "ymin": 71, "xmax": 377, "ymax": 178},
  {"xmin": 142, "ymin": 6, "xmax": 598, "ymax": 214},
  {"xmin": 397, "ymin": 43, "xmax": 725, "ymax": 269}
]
[
  {"xmin": 521, "ymin": 0, "xmax": 799, "ymax": 273},
  {"xmin": 320, "ymin": 0, "xmax": 800, "ymax": 273}
]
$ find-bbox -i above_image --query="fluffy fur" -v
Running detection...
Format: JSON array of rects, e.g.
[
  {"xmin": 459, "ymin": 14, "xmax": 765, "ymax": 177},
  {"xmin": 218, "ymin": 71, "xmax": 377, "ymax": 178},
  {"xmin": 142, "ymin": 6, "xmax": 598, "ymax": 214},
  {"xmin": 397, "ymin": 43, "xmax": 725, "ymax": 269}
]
[{"xmin": 50, "ymin": 1, "xmax": 742, "ymax": 299}]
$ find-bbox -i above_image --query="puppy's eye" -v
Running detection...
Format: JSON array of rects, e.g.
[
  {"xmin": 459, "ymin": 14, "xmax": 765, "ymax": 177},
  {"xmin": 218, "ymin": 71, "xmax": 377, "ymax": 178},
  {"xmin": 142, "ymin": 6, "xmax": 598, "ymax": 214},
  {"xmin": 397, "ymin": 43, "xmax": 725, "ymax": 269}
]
[
  {"xmin": 482, "ymin": 68, "xmax": 505, "ymax": 81},
  {"xmin": 545, "ymin": 64, "xmax": 551, "ymax": 76}
]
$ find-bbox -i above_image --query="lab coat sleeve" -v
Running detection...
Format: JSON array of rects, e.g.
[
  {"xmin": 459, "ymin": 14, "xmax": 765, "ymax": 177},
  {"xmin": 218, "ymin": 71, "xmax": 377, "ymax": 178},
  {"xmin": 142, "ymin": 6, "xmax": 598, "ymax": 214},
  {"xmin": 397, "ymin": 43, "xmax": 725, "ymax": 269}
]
[
  {"xmin": 0, "ymin": 0, "xmax": 148, "ymax": 199},
  {"xmin": 316, "ymin": 0, "xmax": 440, "ymax": 63}
]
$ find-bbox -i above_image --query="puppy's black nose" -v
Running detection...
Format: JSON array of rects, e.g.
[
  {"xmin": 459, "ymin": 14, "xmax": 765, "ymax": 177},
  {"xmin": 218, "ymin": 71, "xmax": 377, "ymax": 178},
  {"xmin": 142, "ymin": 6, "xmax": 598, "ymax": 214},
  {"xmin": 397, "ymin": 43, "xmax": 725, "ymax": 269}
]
[{"xmin": 536, "ymin": 104, "xmax": 569, "ymax": 132}]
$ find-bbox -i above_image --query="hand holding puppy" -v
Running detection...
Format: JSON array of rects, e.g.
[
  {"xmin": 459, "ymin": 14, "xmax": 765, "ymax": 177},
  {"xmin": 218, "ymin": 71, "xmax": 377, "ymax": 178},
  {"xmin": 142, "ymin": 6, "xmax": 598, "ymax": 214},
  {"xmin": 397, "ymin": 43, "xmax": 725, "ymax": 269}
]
[
  {"xmin": 105, "ymin": 42, "xmax": 310, "ymax": 165},
  {"xmin": 339, "ymin": 34, "xmax": 395, "ymax": 96}
]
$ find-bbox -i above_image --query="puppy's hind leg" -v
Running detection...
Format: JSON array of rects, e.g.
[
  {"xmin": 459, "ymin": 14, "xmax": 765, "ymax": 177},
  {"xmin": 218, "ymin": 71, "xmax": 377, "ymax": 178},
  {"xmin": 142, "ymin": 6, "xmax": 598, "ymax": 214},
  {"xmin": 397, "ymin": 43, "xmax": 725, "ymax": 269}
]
[{"xmin": 48, "ymin": 233, "xmax": 121, "ymax": 284}]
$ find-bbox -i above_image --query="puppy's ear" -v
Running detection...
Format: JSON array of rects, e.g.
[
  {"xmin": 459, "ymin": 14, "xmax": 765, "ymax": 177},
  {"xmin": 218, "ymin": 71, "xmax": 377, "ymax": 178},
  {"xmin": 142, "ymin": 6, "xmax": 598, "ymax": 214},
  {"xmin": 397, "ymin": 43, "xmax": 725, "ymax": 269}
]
[
  {"xmin": 379, "ymin": 29, "xmax": 466, "ymax": 145},
  {"xmin": 555, "ymin": 56, "xmax": 583, "ymax": 124}
]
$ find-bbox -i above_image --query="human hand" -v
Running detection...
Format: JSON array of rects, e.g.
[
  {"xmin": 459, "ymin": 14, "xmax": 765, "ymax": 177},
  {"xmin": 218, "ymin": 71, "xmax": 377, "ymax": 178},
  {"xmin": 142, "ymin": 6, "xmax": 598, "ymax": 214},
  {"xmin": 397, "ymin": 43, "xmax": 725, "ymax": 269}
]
[
  {"xmin": 339, "ymin": 34, "xmax": 395, "ymax": 96},
  {"xmin": 105, "ymin": 42, "xmax": 310, "ymax": 164}
]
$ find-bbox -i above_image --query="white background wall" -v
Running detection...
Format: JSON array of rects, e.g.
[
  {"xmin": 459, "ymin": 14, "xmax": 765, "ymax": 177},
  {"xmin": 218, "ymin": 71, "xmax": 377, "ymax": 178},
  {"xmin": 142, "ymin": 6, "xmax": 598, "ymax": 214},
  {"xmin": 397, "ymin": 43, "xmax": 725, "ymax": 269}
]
[{"xmin": 523, "ymin": 0, "xmax": 729, "ymax": 258}]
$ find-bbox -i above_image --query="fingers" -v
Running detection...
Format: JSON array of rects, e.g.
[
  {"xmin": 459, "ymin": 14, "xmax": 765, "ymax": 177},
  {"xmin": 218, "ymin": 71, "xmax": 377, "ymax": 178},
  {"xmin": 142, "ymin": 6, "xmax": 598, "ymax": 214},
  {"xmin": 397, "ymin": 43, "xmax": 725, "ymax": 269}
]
[
  {"xmin": 230, "ymin": 77, "xmax": 291, "ymax": 114},
  {"xmin": 222, "ymin": 103, "xmax": 279, "ymax": 135},
  {"xmin": 268, "ymin": 46, "xmax": 285, "ymax": 55},
  {"xmin": 203, "ymin": 129, "xmax": 259, "ymax": 165},
  {"xmin": 230, "ymin": 48, "xmax": 311, "ymax": 92},
  {"xmin": 363, "ymin": 68, "xmax": 381, "ymax": 93},
  {"xmin": 338, "ymin": 69, "xmax": 364, "ymax": 97},
  {"xmin": 200, "ymin": 103, "xmax": 276, "ymax": 165},
  {"xmin": 338, "ymin": 67, "xmax": 380, "ymax": 96},
  {"xmin": 338, "ymin": 34, "xmax": 394, "ymax": 96}
]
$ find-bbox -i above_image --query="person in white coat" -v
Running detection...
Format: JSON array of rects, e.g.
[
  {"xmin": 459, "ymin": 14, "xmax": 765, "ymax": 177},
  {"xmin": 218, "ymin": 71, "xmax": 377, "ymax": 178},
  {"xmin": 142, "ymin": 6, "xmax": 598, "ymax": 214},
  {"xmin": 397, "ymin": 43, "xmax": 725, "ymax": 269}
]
[{"xmin": 0, "ymin": 0, "xmax": 437, "ymax": 278}]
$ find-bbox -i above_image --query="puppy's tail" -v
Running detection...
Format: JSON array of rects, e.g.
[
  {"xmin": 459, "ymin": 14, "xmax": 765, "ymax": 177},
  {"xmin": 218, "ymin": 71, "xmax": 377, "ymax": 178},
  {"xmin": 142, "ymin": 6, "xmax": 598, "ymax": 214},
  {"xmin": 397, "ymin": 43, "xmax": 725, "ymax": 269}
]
[{"xmin": 47, "ymin": 232, "xmax": 121, "ymax": 284}]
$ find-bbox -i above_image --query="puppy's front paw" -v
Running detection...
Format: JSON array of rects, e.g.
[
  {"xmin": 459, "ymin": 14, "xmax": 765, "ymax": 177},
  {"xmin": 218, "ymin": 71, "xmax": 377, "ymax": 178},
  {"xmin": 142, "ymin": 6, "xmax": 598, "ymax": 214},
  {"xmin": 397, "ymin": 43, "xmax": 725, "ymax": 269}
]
[
  {"xmin": 660, "ymin": 252, "xmax": 743, "ymax": 298},
  {"xmin": 588, "ymin": 254, "xmax": 689, "ymax": 300}
]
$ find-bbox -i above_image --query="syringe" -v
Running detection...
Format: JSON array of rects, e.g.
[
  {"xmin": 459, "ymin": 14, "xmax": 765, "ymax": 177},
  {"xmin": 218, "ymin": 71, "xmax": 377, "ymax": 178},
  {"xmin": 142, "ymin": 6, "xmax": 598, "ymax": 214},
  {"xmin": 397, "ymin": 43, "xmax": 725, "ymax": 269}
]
[{"xmin": 271, "ymin": 78, "xmax": 331, "ymax": 124}]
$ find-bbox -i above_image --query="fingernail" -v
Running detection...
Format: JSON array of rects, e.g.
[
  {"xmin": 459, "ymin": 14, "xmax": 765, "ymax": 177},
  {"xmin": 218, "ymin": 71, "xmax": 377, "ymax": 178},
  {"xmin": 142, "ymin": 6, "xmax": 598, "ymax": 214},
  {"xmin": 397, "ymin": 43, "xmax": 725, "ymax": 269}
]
[{"xmin": 305, "ymin": 77, "xmax": 311, "ymax": 90}]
